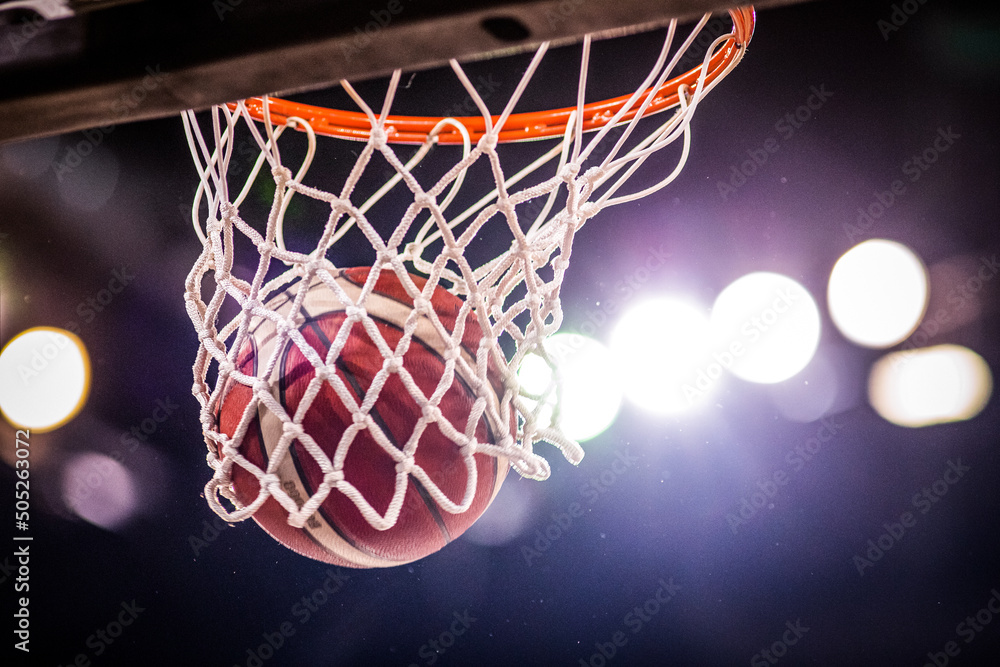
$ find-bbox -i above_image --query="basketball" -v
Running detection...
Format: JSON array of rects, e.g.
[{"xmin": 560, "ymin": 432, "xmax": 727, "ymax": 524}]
[{"xmin": 215, "ymin": 266, "xmax": 510, "ymax": 568}]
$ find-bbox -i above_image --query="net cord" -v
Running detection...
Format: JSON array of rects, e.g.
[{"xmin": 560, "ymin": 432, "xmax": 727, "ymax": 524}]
[{"xmin": 182, "ymin": 11, "xmax": 751, "ymax": 532}]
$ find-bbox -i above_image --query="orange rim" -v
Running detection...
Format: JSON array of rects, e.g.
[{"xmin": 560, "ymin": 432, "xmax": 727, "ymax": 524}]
[{"xmin": 236, "ymin": 7, "xmax": 754, "ymax": 145}]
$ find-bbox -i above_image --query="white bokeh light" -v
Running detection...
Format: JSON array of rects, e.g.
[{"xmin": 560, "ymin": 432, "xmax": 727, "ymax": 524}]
[
  {"xmin": 62, "ymin": 453, "xmax": 139, "ymax": 530},
  {"xmin": 610, "ymin": 298, "xmax": 713, "ymax": 414},
  {"xmin": 518, "ymin": 333, "xmax": 623, "ymax": 441},
  {"xmin": 710, "ymin": 272, "xmax": 821, "ymax": 384},
  {"xmin": 462, "ymin": 479, "xmax": 536, "ymax": 547},
  {"xmin": 869, "ymin": 345, "xmax": 992, "ymax": 427},
  {"xmin": 0, "ymin": 327, "xmax": 91, "ymax": 431},
  {"xmin": 828, "ymin": 239, "xmax": 928, "ymax": 348}
]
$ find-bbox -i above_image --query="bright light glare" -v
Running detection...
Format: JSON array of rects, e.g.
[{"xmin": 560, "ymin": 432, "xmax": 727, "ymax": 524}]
[
  {"xmin": 828, "ymin": 239, "xmax": 928, "ymax": 348},
  {"xmin": 518, "ymin": 333, "xmax": 622, "ymax": 441},
  {"xmin": 0, "ymin": 327, "xmax": 91, "ymax": 431},
  {"xmin": 610, "ymin": 298, "xmax": 712, "ymax": 414},
  {"xmin": 710, "ymin": 272, "xmax": 821, "ymax": 384},
  {"xmin": 869, "ymin": 345, "xmax": 992, "ymax": 427}
]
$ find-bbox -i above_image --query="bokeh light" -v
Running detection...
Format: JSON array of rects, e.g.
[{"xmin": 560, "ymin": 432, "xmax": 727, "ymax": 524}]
[
  {"xmin": 518, "ymin": 333, "xmax": 623, "ymax": 441},
  {"xmin": 710, "ymin": 272, "xmax": 821, "ymax": 384},
  {"xmin": 828, "ymin": 239, "xmax": 929, "ymax": 348},
  {"xmin": 869, "ymin": 344, "xmax": 992, "ymax": 427},
  {"xmin": 62, "ymin": 452, "xmax": 139, "ymax": 530},
  {"xmin": 55, "ymin": 143, "xmax": 120, "ymax": 211},
  {"xmin": 462, "ymin": 478, "xmax": 536, "ymax": 547},
  {"xmin": 610, "ymin": 298, "xmax": 713, "ymax": 414},
  {"xmin": 0, "ymin": 327, "xmax": 91, "ymax": 431}
]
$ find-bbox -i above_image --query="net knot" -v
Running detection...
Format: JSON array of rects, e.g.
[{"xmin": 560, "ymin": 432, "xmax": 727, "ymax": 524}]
[
  {"xmin": 259, "ymin": 473, "xmax": 282, "ymax": 491},
  {"xmin": 352, "ymin": 411, "xmax": 368, "ymax": 426},
  {"xmin": 345, "ymin": 305, "xmax": 365, "ymax": 320},
  {"xmin": 477, "ymin": 133, "xmax": 498, "ymax": 151},
  {"xmin": 271, "ymin": 165, "xmax": 292, "ymax": 183},
  {"xmin": 395, "ymin": 457, "xmax": 415, "ymax": 474},
  {"xmin": 578, "ymin": 201, "xmax": 599, "ymax": 220},
  {"xmin": 560, "ymin": 163, "xmax": 581, "ymax": 182},
  {"xmin": 314, "ymin": 365, "xmax": 336, "ymax": 383},
  {"xmin": 219, "ymin": 360, "xmax": 236, "ymax": 377},
  {"xmin": 205, "ymin": 217, "xmax": 224, "ymax": 236},
  {"xmin": 413, "ymin": 296, "xmax": 430, "ymax": 312},
  {"xmin": 421, "ymin": 403, "xmax": 442, "ymax": 422},
  {"xmin": 282, "ymin": 421, "xmax": 305, "ymax": 440},
  {"xmin": 383, "ymin": 356, "xmax": 403, "ymax": 373},
  {"xmin": 369, "ymin": 127, "xmax": 388, "ymax": 146},
  {"xmin": 304, "ymin": 258, "xmax": 324, "ymax": 275},
  {"xmin": 324, "ymin": 469, "xmax": 345, "ymax": 485}
]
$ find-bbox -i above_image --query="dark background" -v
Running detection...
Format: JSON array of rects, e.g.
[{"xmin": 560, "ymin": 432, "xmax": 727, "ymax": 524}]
[{"xmin": 2, "ymin": 1, "xmax": 999, "ymax": 665}]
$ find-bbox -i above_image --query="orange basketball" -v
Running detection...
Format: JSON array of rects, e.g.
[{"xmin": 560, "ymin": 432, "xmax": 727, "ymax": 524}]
[{"xmin": 215, "ymin": 267, "xmax": 510, "ymax": 567}]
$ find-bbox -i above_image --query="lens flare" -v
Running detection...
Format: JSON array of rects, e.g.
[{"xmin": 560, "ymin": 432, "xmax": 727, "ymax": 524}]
[
  {"xmin": 869, "ymin": 345, "xmax": 992, "ymax": 427},
  {"xmin": 0, "ymin": 327, "xmax": 91, "ymax": 431},
  {"xmin": 829, "ymin": 239, "xmax": 928, "ymax": 348},
  {"xmin": 710, "ymin": 272, "xmax": 821, "ymax": 384},
  {"xmin": 610, "ymin": 298, "xmax": 713, "ymax": 414},
  {"xmin": 519, "ymin": 333, "xmax": 623, "ymax": 441}
]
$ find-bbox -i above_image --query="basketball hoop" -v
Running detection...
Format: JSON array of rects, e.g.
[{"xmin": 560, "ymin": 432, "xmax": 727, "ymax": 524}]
[
  {"xmin": 181, "ymin": 8, "xmax": 754, "ymax": 564},
  {"xmin": 236, "ymin": 8, "xmax": 753, "ymax": 145}
]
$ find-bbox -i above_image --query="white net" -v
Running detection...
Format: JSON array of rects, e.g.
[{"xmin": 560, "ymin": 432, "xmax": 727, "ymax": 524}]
[{"xmin": 182, "ymin": 12, "xmax": 750, "ymax": 531}]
